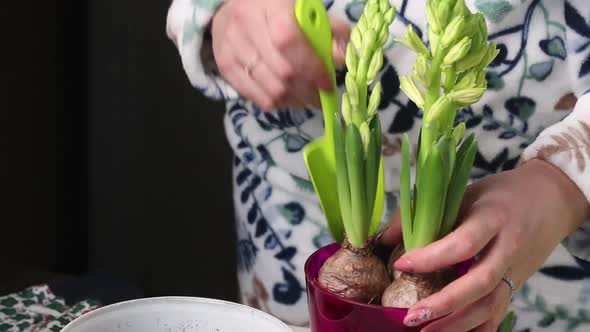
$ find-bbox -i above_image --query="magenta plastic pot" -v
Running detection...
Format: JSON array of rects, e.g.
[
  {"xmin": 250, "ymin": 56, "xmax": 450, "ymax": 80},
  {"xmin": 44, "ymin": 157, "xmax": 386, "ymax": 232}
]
[{"xmin": 305, "ymin": 243, "xmax": 472, "ymax": 332}]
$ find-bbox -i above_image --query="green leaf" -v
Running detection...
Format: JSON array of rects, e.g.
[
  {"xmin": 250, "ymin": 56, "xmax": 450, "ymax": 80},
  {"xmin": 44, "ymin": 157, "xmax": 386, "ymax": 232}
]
[
  {"xmin": 497, "ymin": 311, "xmax": 515, "ymax": 332},
  {"xmin": 345, "ymin": 124, "xmax": 368, "ymax": 247},
  {"xmin": 440, "ymin": 133, "xmax": 476, "ymax": 237},
  {"xmin": 368, "ymin": 115, "xmax": 384, "ymax": 235},
  {"xmin": 451, "ymin": 122, "xmax": 466, "ymax": 145},
  {"xmin": 400, "ymin": 134, "xmax": 413, "ymax": 249},
  {"xmin": 334, "ymin": 114, "xmax": 351, "ymax": 244},
  {"xmin": 412, "ymin": 144, "xmax": 446, "ymax": 249},
  {"xmin": 365, "ymin": 129, "xmax": 378, "ymax": 227},
  {"xmin": 437, "ymin": 136, "xmax": 454, "ymax": 186},
  {"xmin": 370, "ymin": 114, "xmax": 382, "ymax": 155}
]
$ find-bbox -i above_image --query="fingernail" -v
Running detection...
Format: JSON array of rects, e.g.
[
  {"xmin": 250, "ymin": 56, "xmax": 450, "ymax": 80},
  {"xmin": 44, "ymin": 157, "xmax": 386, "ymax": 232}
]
[
  {"xmin": 394, "ymin": 257, "xmax": 414, "ymax": 272},
  {"xmin": 404, "ymin": 308, "xmax": 433, "ymax": 327}
]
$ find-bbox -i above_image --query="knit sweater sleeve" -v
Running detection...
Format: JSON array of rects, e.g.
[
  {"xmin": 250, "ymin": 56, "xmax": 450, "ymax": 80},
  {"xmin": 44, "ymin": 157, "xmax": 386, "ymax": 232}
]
[
  {"xmin": 166, "ymin": 0, "xmax": 238, "ymax": 100},
  {"xmin": 520, "ymin": 0, "xmax": 590, "ymax": 260}
]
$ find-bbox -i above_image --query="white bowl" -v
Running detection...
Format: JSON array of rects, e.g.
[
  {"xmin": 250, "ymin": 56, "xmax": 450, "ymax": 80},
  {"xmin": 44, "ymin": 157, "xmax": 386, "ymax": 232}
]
[{"xmin": 61, "ymin": 297, "xmax": 293, "ymax": 332}]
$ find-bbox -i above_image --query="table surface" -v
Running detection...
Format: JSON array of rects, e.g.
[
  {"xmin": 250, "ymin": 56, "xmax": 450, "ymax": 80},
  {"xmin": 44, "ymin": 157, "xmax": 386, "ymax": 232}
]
[{"xmin": 289, "ymin": 326, "xmax": 310, "ymax": 332}]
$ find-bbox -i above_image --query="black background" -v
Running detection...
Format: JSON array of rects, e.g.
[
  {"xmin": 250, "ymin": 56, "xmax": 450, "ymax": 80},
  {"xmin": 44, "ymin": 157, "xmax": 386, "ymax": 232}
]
[{"xmin": 1, "ymin": 1, "xmax": 238, "ymax": 302}]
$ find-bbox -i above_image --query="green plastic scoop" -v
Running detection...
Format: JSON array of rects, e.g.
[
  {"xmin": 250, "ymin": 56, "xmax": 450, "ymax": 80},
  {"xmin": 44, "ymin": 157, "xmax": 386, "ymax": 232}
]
[{"xmin": 295, "ymin": 0, "xmax": 385, "ymax": 243}]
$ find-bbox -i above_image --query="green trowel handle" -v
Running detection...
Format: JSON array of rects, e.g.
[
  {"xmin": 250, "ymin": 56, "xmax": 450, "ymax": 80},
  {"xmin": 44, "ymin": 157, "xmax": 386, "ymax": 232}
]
[{"xmin": 294, "ymin": 0, "xmax": 338, "ymax": 141}]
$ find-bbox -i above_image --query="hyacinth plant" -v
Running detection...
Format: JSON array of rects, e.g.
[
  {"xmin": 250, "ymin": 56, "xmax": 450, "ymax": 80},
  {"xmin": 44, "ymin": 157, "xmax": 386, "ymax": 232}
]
[
  {"xmin": 317, "ymin": 0, "xmax": 396, "ymax": 303},
  {"xmin": 382, "ymin": 0, "xmax": 499, "ymax": 307},
  {"xmin": 336, "ymin": 0, "xmax": 396, "ymax": 249}
]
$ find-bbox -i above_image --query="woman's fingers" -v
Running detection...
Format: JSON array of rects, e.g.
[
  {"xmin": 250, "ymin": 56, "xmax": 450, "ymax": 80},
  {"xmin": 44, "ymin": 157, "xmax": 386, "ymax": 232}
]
[
  {"xmin": 420, "ymin": 283, "xmax": 511, "ymax": 332},
  {"xmin": 404, "ymin": 239, "xmax": 510, "ymax": 327},
  {"xmin": 329, "ymin": 17, "xmax": 351, "ymax": 66},
  {"xmin": 224, "ymin": 25, "xmax": 288, "ymax": 110},
  {"xmin": 378, "ymin": 208, "xmax": 403, "ymax": 246},
  {"xmin": 246, "ymin": 10, "xmax": 296, "ymax": 84},
  {"xmin": 267, "ymin": 9, "xmax": 333, "ymax": 91},
  {"xmin": 290, "ymin": 80, "xmax": 321, "ymax": 107},
  {"xmin": 395, "ymin": 203, "xmax": 501, "ymax": 273}
]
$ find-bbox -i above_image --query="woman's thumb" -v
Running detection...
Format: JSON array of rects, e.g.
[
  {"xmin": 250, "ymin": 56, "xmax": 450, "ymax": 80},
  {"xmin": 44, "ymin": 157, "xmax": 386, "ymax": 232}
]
[{"xmin": 330, "ymin": 17, "xmax": 351, "ymax": 67}]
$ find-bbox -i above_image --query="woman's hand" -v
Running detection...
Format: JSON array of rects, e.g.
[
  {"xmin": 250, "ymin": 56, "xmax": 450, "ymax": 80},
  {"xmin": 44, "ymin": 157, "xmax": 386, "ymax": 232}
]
[
  {"xmin": 380, "ymin": 159, "xmax": 589, "ymax": 332},
  {"xmin": 210, "ymin": 0, "xmax": 350, "ymax": 110}
]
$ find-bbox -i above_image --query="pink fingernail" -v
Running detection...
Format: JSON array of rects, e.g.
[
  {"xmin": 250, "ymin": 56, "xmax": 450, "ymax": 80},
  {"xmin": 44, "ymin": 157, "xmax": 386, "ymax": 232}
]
[
  {"xmin": 404, "ymin": 308, "xmax": 433, "ymax": 327},
  {"xmin": 394, "ymin": 257, "xmax": 414, "ymax": 272}
]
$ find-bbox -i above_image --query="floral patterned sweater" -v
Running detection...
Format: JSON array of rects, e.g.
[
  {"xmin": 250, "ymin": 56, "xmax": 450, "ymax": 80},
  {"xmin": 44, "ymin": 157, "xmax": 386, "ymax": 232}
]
[{"xmin": 166, "ymin": 0, "xmax": 590, "ymax": 330}]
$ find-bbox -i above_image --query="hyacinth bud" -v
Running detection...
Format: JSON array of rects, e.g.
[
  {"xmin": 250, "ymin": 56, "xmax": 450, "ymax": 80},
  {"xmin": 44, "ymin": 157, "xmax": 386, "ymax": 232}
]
[
  {"xmin": 367, "ymin": 48, "xmax": 384, "ymax": 84},
  {"xmin": 476, "ymin": 69, "xmax": 487, "ymax": 87},
  {"xmin": 379, "ymin": 0, "xmax": 390, "ymax": 14},
  {"xmin": 351, "ymin": 27, "xmax": 363, "ymax": 52},
  {"xmin": 361, "ymin": 28, "xmax": 378, "ymax": 59},
  {"xmin": 456, "ymin": 40, "xmax": 488, "ymax": 72},
  {"xmin": 378, "ymin": 23, "xmax": 390, "ymax": 46},
  {"xmin": 454, "ymin": 70, "xmax": 477, "ymax": 91},
  {"xmin": 346, "ymin": 43, "xmax": 358, "ymax": 79},
  {"xmin": 357, "ymin": 15, "xmax": 367, "ymax": 34},
  {"xmin": 443, "ymin": 36, "xmax": 472, "ymax": 64},
  {"xmin": 400, "ymin": 76, "xmax": 425, "ymax": 109},
  {"xmin": 425, "ymin": 95, "xmax": 452, "ymax": 122},
  {"xmin": 367, "ymin": 82, "xmax": 382, "ymax": 119},
  {"xmin": 360, "ymin": 122, "xmax": 371, "ymax": 156},
  {"xmin": 346, "ymin": 72, "xmax": 359, "ymax": 108},
  {"xmin": 384, "ymin": 7, "xmax": 396, "ymax": 25},
  {"xmin": 426, "ymin": 2, "xmax": 442, "ymax": 34},
  {"xmin": 368, "ymin": 0, "xmax": 378, "ymax": 6},
  {"xmin": 447, "ymin": 87, "xmax": 485, "ymax": 106},
  {"xmin": 453, "ymin": 0, "xmax": 469, "ymax": 18},
  {"xmin": 342, "ymin": 92, "xmax": 353, "ymax": 125},
  {"xmin": 440, "ymin": 15, "xmax": 465, "ymax": 47},
  {"xmin": 451, "ymin": 122, "xmax": 466, "ymax": 146},
  {"xmin": 372, "ymin": 13, "xmax": 384, "ymax": 32},
  {"xmin": 396, "ymin": 25, "xmax": 430, "ymax": 57},
  {"xmin": 470, "ymin": 30, "xmax": 483, "ymax": 52},
  {"xmin": 480, "ymin": 43, "xmax": 500, "ymax": 68},
  {"xmin": 475, "ymin": 13, "xmax": 488, "ymax": 39},
  {"xmin": 437, "ymin": 1, "xmax": 451, "ymax": 28},
  {"xmin": 365, "ymin": 3, "xmax": 379, "ymax": 21},
  {"xmin": 414, "ymin": 53, "xmax": 431, "ymax": 86}
]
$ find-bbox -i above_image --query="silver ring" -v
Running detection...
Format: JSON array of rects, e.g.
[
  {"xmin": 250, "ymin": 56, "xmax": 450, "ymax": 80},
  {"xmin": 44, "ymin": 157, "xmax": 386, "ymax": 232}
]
[
  {"xmin": 245, "ymin": 54, "xmax": 259, "ymax": 77},
  {"xmin": 501, "ymin": 275, "xmax": 517, "ymax": 299}
]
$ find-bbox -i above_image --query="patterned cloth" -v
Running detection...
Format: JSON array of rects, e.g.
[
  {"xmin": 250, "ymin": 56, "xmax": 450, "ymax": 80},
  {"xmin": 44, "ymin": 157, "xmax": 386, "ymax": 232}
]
[
  {"xmin": 166, "ymin": 0, "xmax": 590, "ymax": 330},
  {"xmin": 0, "ymin": 285, "xmax": 99, "ymax": 332}
]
